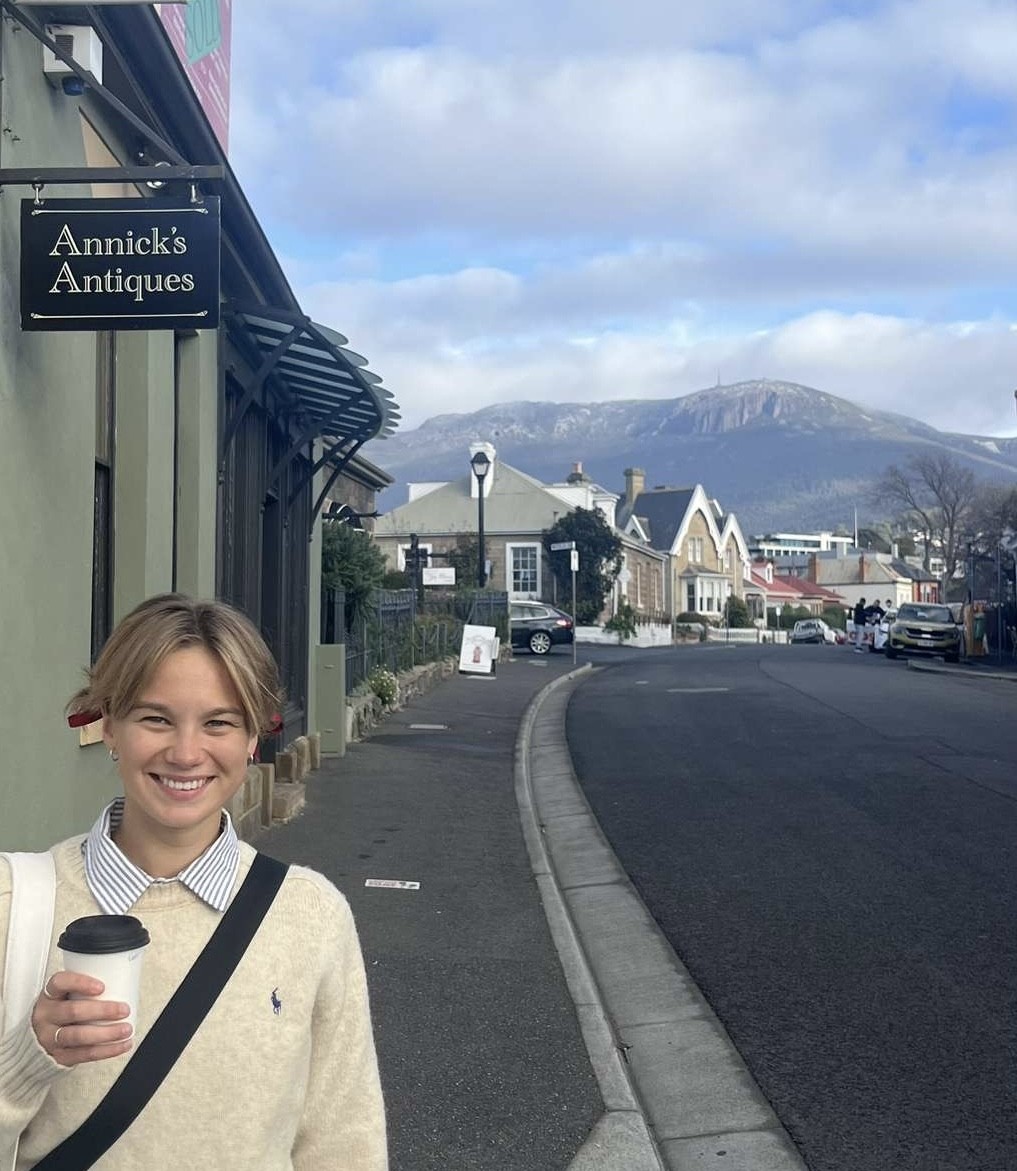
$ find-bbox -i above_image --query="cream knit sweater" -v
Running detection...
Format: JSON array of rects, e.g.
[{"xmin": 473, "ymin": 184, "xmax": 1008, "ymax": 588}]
[{"xmin": 0, "ymin": 838, "xmax": 387, "ymax": 1169}]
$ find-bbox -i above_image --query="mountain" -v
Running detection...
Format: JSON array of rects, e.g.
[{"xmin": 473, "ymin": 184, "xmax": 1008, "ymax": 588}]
[{"xmin": 374, "ymin": 380, "xmax": 1017, "ymax": 532}]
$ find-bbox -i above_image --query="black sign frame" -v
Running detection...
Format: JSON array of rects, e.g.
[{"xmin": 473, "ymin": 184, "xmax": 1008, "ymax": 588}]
[{"xmin": 20, "ymin": 196, "xmax": 221, "ymax": 332}]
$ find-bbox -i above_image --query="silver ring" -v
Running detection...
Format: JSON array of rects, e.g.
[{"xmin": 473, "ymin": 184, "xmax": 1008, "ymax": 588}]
[
  {"xmin": 53, "ymin": 1026, "xmax": 65, "ymax": 1048},
  {"xmin": 42, "ymin": 982, "xmax": 60, "ymax": 1000}
]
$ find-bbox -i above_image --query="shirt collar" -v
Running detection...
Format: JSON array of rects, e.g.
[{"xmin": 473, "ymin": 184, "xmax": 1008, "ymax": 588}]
[{"xmin": 82, "ymin": 798, "xmax": 240, "ymax": 914}]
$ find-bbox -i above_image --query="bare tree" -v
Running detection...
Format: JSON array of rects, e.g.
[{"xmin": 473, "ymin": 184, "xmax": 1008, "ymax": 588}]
[
  {"xmin": 968, "ymin": 482, "xmax": 1017, "ymax": 552},
  {"xmin": 871, "ymin": 452, "xmax": 976, "ymax": 595},
  {"xmin": 870, "ymin": 464, "xmax": 936, "ymax": 570}
]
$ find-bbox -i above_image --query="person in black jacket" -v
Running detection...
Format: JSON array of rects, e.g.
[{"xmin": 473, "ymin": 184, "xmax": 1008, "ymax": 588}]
[{"xmin": 853, "ymin": 597, "xmax": 867, "ymax": 652}]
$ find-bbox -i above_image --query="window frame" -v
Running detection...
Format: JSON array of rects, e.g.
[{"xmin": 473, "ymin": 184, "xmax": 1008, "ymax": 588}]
[{"xmin": 506, "ymin": 541, "xmax": 541, "ymax": 599}]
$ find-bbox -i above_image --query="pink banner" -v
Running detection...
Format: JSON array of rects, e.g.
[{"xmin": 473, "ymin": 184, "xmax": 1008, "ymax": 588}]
[{"xmin": 158, "ymin": 0, "xmax": 232, "ymax": 153}]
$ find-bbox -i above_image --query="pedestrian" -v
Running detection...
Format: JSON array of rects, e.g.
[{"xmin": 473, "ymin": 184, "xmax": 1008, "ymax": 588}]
[
  {"xmin": 853, "ymin": 597, "xmax": 867, "ymax": 652},
  {"xmin": 1, "ymin": 594, "xmax": 386, "ymax": 1169}
]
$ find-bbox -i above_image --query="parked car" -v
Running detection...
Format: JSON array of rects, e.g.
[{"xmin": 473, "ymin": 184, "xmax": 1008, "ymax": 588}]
[
  {"xmin": 790, "ymin": 618, "xmax": 838, "ymax": 644},
  {"xmin": 510, "ymin": 601, "xmax": 575, "ymax": 655},
  {"xmin": 885, "ymin": 603, "xmax": 961, "ymax": 663},
  {"xmin": 871, "ymin": 609, "xmax": 897, "ymax": 653}
]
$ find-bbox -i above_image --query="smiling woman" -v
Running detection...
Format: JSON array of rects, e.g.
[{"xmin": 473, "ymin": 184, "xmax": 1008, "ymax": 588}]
[{"xmin": 0, "ymin": 594, "xmax": 387, "ymax": 1170}]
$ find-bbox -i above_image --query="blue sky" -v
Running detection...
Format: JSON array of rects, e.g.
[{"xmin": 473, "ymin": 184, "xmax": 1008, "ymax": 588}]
[{"xmin": 228, "ymin": 0, "xmax": 1017, "ymax": 436}]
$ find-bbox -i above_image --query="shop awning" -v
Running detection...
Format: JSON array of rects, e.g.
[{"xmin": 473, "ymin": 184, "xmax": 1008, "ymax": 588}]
[{"xmin": 224, "ymin": 302, "xmax": 399, "ymax": 449}]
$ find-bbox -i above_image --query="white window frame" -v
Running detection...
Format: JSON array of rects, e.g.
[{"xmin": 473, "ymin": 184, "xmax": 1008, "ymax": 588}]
[
  {"xmin": 397, "ymin": 541, "xmax": 432, "ymax": 571},
  {"xmin": 506, "ymin": 542, "xmax": 541, "ymax": 599}
]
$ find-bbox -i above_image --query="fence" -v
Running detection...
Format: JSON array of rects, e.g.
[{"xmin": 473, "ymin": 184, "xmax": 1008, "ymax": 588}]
[{"xmin": 321, "ymin": 586, "xmax": 509, "ymax": 693}]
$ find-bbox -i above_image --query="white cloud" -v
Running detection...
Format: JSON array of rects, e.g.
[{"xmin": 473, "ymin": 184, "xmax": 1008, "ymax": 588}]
[{"xmin": 225, "ymin": 0, "xmax": 1017, "ymax": 440}]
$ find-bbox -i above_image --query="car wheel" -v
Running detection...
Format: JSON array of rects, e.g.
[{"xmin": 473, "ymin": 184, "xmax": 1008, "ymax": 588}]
[
  {"xmin": 886, "ymin": 645, "xmax": 897, "ymax": 660},
  {"xmin": 529, "ymin": 631, "xmax": 552, "ymax": 655},
  {"xmin": 944, "ymin": 652, "xmax": 959, "ymax": 664}
]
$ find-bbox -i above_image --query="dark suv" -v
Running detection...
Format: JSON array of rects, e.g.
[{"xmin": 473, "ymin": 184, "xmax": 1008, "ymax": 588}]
[{"xmin": 510, "ymin": 601, "xmax": 575, "ymax": 655}]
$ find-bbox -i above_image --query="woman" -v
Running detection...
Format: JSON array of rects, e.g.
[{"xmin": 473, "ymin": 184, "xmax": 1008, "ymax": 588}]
[{"xmin": 0, "ymin": 594, "xmax": 387, "ymax": 1169}]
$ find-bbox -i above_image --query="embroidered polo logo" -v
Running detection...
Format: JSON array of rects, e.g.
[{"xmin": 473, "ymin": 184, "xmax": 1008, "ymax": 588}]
[{"xmin": 271, "ymin": 988, "xmax": 282, "ymax": 1015}]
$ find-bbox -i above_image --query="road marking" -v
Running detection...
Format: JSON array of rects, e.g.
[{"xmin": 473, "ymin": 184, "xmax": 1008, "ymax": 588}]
[
  {"xmin": 667, "ymin": 687, "xmax": 731, "ymax": 693},
  {"xmin": 365, "ymin": 879, "xmax": 420, "ymax": 890},
  {"xmin": 410, "ymin": 723, "xmax": 448, "ymax": 730},
  {"xmin": 635, "ymin": 680, "xmax": 649, "ymax": 685}
]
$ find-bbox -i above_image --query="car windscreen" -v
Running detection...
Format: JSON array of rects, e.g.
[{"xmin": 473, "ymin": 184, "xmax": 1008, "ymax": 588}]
[{"xmin": 896, "ymin": 604, "xmax": 952, "ymax": 623}]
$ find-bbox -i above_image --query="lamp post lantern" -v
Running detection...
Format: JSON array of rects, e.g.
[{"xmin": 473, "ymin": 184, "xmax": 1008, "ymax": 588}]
[{"xmin": 470, "ymin": 450, "xmax": 491, "ymax": 588}]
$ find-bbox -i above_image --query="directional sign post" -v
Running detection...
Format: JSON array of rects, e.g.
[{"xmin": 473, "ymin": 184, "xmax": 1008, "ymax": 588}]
[{"xmin": 550, "ymin": 541, "xmax": 578, "ymax": 662}]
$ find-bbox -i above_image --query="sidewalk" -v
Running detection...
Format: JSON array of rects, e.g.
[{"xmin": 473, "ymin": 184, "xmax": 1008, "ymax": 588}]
[
  {"xmin": 260, "ymin": 658, "xmax": 602, "ymax": 1171},
  {"xmin": 908, "ymin": 654, "xmax": 1017, "ymax": 682}
]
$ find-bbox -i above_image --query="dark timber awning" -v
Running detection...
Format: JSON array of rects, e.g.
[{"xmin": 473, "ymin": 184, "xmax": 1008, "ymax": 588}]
[{"xmin": 222, "ymin": 303, "xmax": 400, "ymax": 527}]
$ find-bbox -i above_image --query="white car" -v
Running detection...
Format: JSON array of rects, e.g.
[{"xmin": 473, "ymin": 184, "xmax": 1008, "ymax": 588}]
[{"xmin": 791, "ymin": 618, "xmax": 838, "ymax": 645}]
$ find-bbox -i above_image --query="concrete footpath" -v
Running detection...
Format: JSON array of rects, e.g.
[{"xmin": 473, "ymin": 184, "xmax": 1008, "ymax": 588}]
[{"xmin": 260, "ymin": 657, "xmax": 805, "ymax": 1171}]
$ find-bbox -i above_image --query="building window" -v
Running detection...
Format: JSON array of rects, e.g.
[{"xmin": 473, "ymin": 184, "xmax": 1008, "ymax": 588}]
[
  {"xmin": 688, "ymin": 536, "xmax": 704, "ymax": 564},
  {"xmin": 397, "ymin": 542, "xmax": 432, "ymax": 571},
  {"xmin": 92, "ymin": 331, "xmax": 115, "ymax": 660},
  {"xmin": 507, "ymin": 543, "xmax": 539, "ymax": 597},
  {"xmin": 686, "ymin": 582, "xmax": 696, "ymax": 612}
]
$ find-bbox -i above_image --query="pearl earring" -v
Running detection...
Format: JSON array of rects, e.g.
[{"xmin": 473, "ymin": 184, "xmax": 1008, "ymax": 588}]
[{"xmin": 109, "ymin": 748, "xmax": 119, "ymax": 763}]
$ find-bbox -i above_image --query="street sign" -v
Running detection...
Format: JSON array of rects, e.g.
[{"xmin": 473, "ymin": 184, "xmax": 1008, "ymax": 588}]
[
  {"xmin": 550, "ymin": 541, "xmax": 575, "ymax": 552},
  {"xmin": 422, "ymin": 567, "xmax": 455, "ymax": 586},
  {"xmin": 570, "ymin": 549, "xmax": 580, "ymax": 573}
]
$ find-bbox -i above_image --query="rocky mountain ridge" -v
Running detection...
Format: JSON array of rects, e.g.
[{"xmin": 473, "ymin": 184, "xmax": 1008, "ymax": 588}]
[{"xmin": 378, "ymin": 380, "xmax": 1017, "ymax": 532}]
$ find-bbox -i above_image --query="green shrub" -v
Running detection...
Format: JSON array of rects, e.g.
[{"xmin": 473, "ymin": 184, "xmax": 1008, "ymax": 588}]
[
  {"xmin": 724, "ymin": 596, "xmax": 752, "ymax": 628},
  {"xmin": 604, "ymin": 602, "xmax": 638, "ymax": 644},
  {"xmin": 367, "ymin": 667, "xmax": 398, "ymax": 706}
]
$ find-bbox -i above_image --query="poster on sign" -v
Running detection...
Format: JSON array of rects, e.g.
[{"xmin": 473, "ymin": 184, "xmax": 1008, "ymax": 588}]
[{"xmin": 459, "ymin": 625, "xmax": 497, "ymax": 675}]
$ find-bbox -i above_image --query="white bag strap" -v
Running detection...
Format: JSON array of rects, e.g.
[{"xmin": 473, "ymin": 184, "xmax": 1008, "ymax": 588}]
[{"xmin": 1, "ymin": 852, "xmax": 57, "ymax": 1035}]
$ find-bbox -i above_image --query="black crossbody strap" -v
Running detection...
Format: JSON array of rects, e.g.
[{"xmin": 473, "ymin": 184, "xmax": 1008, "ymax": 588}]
[{"xmin": 35, "ymin": 852, "xmax": 289, "ymax": 1171}]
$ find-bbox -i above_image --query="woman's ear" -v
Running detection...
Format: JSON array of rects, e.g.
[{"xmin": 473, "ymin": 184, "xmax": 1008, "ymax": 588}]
[
  {"xmin": 247, "ymin": 734, "xmax": 258, "ymax": 762},
  {"xmin": 102, "ymin": 713, "xmax": 116, "ymax": 753}
]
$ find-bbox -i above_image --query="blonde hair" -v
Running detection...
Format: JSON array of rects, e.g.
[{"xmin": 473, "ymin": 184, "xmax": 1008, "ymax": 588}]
[{"xmin": 68, "ymin": 594, "xmax": 283, "ymax": 736}]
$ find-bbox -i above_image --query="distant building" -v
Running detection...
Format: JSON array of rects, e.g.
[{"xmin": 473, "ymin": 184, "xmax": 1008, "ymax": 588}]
[
  {"xmin": 749, "ymin": 530, "xmax": 854, "ymax": 559},
  {"xmin": 373, "ymin": 446, "xmax": 667, "ymax": 615}
]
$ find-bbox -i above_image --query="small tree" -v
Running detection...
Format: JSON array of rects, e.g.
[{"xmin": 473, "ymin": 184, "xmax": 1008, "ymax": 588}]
[
  {"xmin": 321, "ymin": 520, "xmax": 387, "ymax": 627},
  {"xmin": 724, "ymin": 595, "xmax": 751, "ymax": 628},
  {"xmin": 444, "ymin": 534, "xmax": 480, "ymax": 588},
  {"xmin": 542, "ymin": 508, "xmax": 622, "ymax": 624}
]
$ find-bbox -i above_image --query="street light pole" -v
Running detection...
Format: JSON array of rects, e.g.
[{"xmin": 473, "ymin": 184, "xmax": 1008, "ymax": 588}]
[{"xmin": 470, "ymin": 451, "xmax": 490, "ymax": 589}]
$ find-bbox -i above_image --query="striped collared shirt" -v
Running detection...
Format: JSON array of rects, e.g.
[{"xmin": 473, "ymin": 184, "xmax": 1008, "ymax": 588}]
[{"xmin": 81, "ymin": 798, "xmax": 240, "ymax": 915}]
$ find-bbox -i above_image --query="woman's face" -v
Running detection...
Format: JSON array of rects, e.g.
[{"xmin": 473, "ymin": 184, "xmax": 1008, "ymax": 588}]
[{"xmin": 103, "ymin": 645, "xmax": 257, "ymax": 856}]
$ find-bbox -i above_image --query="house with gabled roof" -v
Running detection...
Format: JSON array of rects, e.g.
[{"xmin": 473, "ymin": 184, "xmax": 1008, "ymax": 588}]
[
  {"xmin": 616, "ymin": 469, "xmax": 751, "ymax": 620},
  {"xmin": 746, "ymin": 560, "xmax": 845, "ymax": 621},
  {"xmin": 372, "ymin": 445, "xmax": 667, "ymax": 613},
  {"xmin": 806, "ymin": 552, "xmax": 939, "ymax": 608}
]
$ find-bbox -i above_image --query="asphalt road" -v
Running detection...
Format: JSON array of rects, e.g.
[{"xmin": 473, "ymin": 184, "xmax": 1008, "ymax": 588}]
[{"xmin": 568, "ymin": 644, "xmax": 1017, "ymax": 1171}]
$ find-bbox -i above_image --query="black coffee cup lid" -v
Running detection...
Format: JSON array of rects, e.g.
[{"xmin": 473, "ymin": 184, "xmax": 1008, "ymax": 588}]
[{"xmin": 58, "ymin": 915, "xmax": 150, "ymax": 955}]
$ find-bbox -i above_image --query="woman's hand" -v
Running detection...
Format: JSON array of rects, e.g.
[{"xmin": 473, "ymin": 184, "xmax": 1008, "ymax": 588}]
[{"xmin": 31, "ymin": 973, "xmax": 134, "ymax": 1067}]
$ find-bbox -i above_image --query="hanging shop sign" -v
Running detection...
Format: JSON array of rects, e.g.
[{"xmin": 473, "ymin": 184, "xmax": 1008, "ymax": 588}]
[{"xmin": 20, "ymin": 196, "xmax": 221, "ymax": 331}]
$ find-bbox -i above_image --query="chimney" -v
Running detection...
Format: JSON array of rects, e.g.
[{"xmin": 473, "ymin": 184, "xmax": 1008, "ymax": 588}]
[
  {"xmin": 859, "ymin": 553, "xmax": 866, "ymax": 583},
  {"xmin": 807, "ymin": 553, "xmax": 817, "ymax": 582},
  {"xmin": 566, "ymin": 461, "xmax": 591, "ymax": 485},
  {"xmin": 624, "ymin": 467, "xmax": 645, "ymax": 507}
]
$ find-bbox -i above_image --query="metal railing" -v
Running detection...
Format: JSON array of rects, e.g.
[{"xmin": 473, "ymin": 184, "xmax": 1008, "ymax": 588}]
[{"xmin": 321, "ymin": 586, "xmax": 509, "ymax": 693}]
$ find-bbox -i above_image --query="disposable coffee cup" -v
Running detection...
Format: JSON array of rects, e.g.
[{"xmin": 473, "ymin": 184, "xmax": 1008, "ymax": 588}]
[{"xmin": 58, "ymin": 915, "xmax": 150, "ymax": 1028}]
